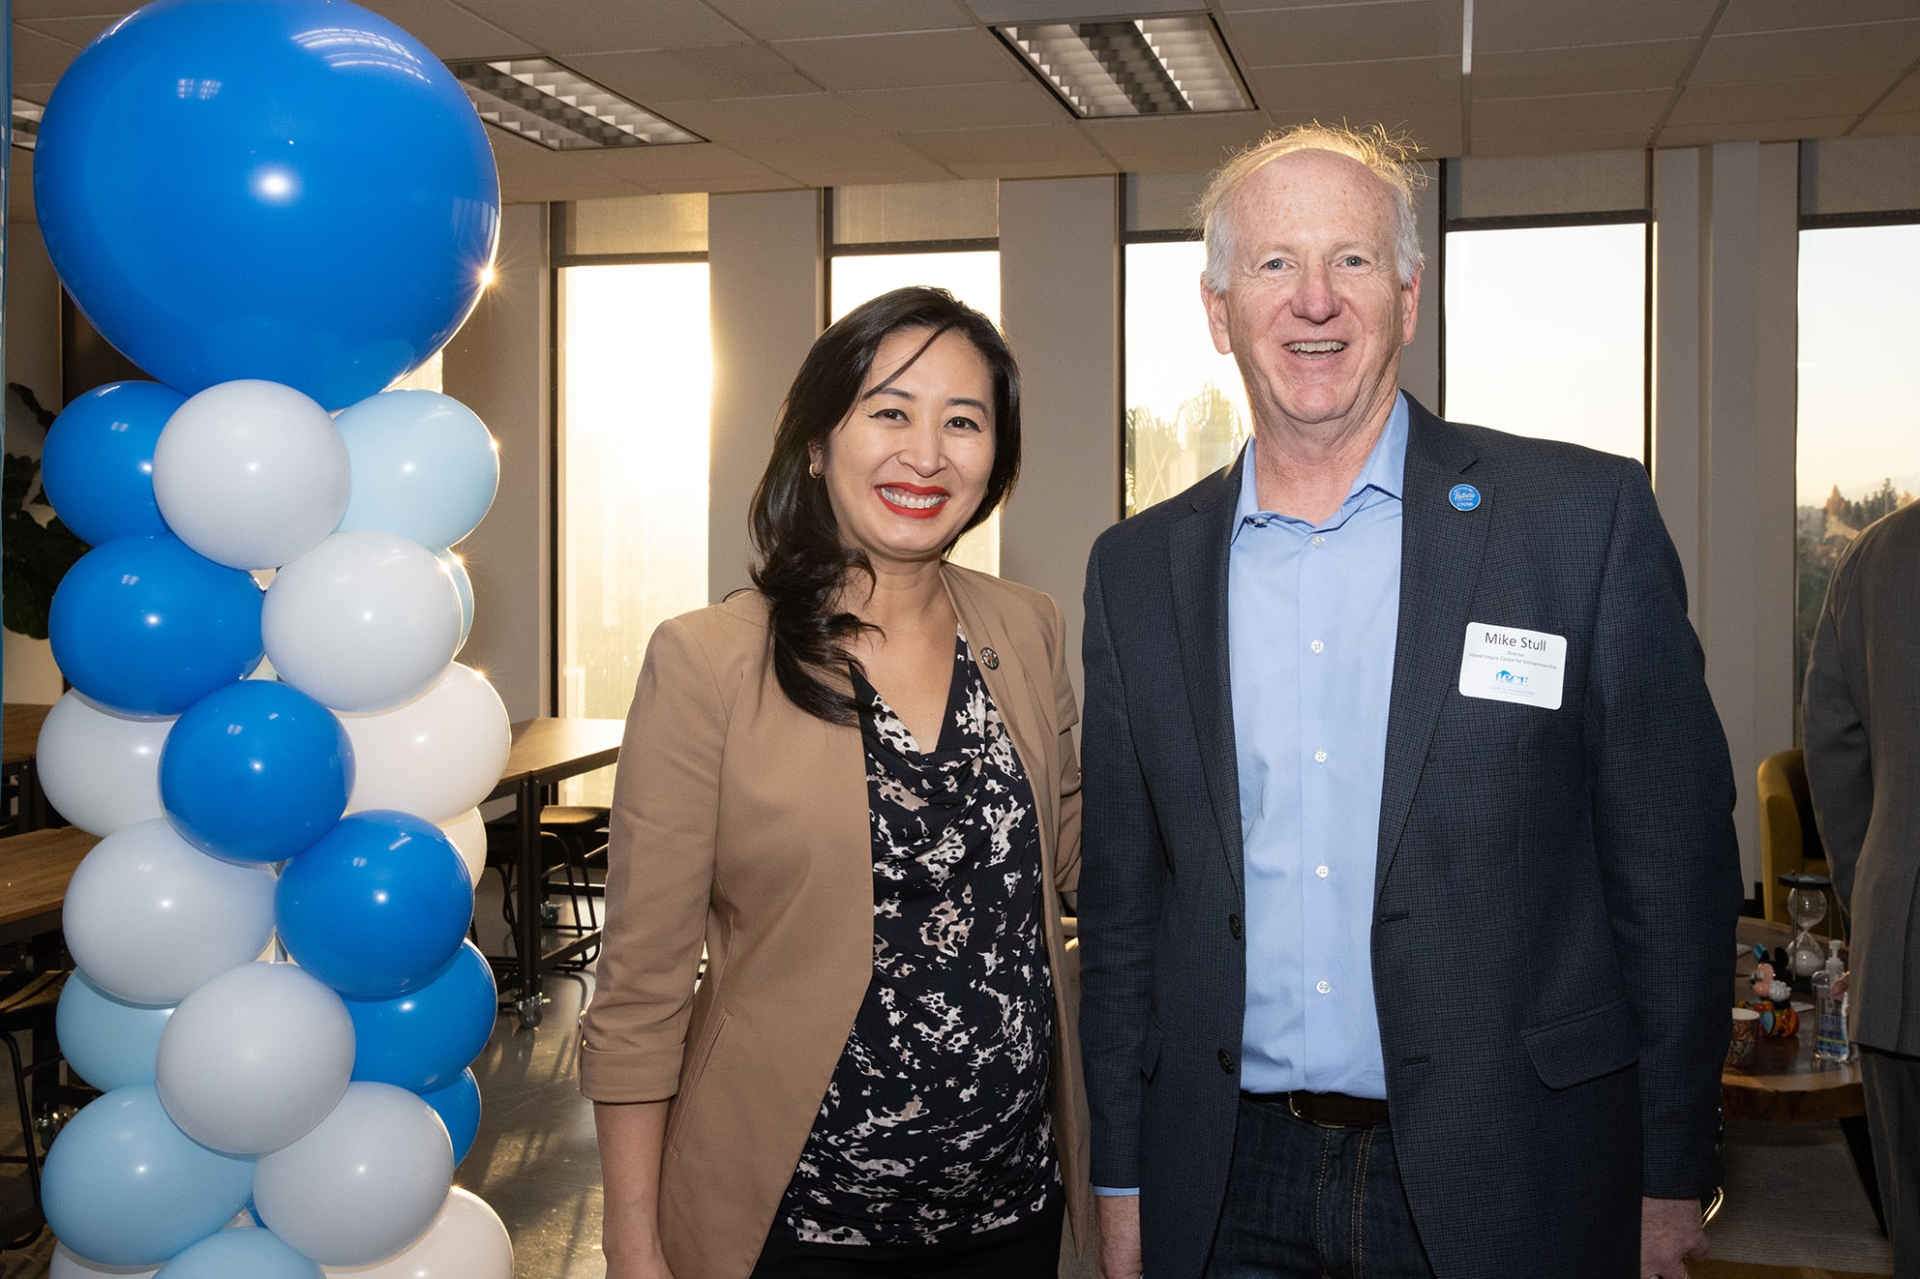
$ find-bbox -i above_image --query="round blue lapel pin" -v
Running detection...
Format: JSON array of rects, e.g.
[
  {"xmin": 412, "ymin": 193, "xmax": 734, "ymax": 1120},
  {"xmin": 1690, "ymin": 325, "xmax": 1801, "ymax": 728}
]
[{"xmin": 1448, "ymin": 483, "xmax": 1481, "ymax": 512}]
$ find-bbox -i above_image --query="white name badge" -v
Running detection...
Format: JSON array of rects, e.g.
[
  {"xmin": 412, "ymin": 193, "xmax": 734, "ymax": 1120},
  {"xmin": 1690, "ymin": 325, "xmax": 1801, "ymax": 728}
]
[{"xmin": 1458, "ymin": 623, "xmax": 1567, "ymax": 710}]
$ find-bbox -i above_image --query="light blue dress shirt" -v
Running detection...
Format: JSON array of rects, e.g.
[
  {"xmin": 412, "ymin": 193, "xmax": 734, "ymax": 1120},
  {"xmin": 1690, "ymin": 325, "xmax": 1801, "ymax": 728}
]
[{"xmin": 1231, "ymin": 394, "xmax": 1406, "ymax": 1099}]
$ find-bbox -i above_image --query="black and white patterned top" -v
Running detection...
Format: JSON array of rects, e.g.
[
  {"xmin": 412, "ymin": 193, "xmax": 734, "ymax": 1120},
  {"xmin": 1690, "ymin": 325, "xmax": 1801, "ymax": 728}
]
[{"xmin": 772, "ymin": 632, "xmax": 1057, "ymax": 1247}]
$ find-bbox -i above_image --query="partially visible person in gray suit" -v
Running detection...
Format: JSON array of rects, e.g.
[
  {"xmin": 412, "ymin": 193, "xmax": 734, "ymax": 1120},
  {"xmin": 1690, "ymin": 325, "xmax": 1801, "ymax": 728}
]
[
  {"xmin": 1077, "ymin": 121, "xmax": 1744, "ymax": 1279},
  {"xmin": 1804, "ymin": 498, "xmax": 1920, "ymax": 1274}
]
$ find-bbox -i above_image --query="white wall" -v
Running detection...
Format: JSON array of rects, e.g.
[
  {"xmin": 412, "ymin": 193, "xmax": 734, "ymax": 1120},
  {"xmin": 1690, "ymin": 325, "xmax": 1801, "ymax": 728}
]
[{"xmin": 443, "ymin": 202, "xmax": 552, "ymax": 722}]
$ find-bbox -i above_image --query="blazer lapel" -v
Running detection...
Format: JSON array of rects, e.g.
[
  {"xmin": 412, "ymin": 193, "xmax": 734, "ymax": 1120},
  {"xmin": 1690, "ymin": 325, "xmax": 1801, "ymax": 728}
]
[
  {"xmin": 1375, "ymin": 399, "xmax": 1490, "ymax": 899},
  {"xmin": 942, "ymin": 567, "xmax": 1056, "ymax": 862},
  {"xmin": 1168, "ymin": 455, "xmax": 1248, "ymax": 900}
]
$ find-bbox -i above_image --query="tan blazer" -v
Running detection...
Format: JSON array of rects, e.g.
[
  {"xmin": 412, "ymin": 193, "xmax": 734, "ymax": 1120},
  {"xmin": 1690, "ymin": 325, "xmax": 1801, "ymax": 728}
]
[{"xmin": 579, "ymin": 563, "xmax": 1091, "ymax": 1279}]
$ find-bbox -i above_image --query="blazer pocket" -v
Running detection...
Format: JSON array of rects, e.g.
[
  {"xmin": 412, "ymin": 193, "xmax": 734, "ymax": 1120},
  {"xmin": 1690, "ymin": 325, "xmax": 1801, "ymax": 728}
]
[
  {"xmin": 1522, "ymin": 998, "xmax": 1640, "ymax": 1090},
  {"xmin": 667, "ymin": 1009, "xmax": 733, "ymax": 1155},
  {"xmin": 1141, "ymin": 1018, "xmax": 1165, "ymax": 1082}
]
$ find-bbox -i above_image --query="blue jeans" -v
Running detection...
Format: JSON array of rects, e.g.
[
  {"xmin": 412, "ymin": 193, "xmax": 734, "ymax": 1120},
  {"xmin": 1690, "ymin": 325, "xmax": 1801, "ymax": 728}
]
[{"xmin": 1204, "ymin": 1095, "xmax": 1435, "ymax": 1279}]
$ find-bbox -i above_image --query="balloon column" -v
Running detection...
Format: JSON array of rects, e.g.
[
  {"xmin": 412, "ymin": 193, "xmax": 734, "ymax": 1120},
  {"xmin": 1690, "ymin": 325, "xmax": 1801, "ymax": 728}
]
[{"xmin": 31, "ymin": 1, "xmax": 514, "ymax": 1273}]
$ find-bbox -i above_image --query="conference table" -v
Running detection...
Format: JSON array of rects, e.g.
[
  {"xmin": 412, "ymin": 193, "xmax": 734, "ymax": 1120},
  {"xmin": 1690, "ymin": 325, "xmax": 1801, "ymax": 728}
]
[
  {"xmin": 483, "ymin": 717, "xmax": 625, "ymax": 1028},
  {"xmin": 0, "ymin": 826, "xmax": 101, "ymax": 948},
  {"xmin": 2, "ymin": 704, "xmax": 57, "ymax": 833}
]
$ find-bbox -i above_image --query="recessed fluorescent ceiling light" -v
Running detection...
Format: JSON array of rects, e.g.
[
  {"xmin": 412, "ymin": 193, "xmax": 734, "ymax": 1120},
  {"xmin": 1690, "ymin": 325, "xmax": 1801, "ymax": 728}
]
[
  {"xmin": 12, "ymin": 98, "xmax": 42, "ymax": 150},
  {"xmin": 997, "ymin": 14, "xmax": 1250, "ymax": 118},
  {"xmin": 445, "ymin": 58, "xmax": 702, "ymax": 150}
]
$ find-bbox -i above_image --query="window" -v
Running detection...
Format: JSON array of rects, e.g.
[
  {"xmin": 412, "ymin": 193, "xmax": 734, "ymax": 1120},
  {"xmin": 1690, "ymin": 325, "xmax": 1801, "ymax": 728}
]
[
  {"xmin": 1793, "ymin": 220, "xmax": 1920, "ymax": 710},
  {"xmin": 828, "ymin": 183, "xmax": 1001, "ymax": 575},
  {"xmin": 1439, "ymin": 153, "xmax": 1649, "ymax": 464},
  {"xmin": 1123, "ymin": 237, "xmax": 1249, "ymax": 516},
  {"xmin": 555, "ymin": 197, "xmax": 711, "ymax": 802}
]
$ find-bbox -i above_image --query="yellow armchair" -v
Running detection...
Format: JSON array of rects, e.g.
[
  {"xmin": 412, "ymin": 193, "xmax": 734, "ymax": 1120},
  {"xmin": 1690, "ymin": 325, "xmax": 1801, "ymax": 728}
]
[{"xmin": 1756, "ymin": 748, "xmax": 1830, "ymax": 924}]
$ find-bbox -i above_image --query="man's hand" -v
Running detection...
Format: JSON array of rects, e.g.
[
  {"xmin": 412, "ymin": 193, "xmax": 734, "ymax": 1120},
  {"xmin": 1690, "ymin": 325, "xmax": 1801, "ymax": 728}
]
[
  {"xmin": 1096, "ymin": 1193, "xmax": 1143, "ymax": 1279},
  {"xmin": 1640, "ymin": 1195, "xmax": 1708, "ymax": 1278}
]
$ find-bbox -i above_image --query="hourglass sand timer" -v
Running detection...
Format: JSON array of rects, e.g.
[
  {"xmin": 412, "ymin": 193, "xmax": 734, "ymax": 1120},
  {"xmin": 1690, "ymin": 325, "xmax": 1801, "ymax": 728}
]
[{"xmin": 1781, "ymin": 872, "xmax": 1832, "ymax": 980}]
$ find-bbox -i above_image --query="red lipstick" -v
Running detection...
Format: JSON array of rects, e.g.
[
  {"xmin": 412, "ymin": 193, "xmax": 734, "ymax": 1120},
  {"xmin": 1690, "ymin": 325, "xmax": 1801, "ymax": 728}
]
[{"xmin": 876, "ymin": 483, "xmax": 949, "ymax": 519}]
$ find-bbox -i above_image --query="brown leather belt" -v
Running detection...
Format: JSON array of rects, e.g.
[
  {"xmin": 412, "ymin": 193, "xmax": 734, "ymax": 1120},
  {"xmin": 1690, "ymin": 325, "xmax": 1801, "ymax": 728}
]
[{"xmin": 1244, "ymin": 1090, "xmax": 1391, "ymax": 1128}]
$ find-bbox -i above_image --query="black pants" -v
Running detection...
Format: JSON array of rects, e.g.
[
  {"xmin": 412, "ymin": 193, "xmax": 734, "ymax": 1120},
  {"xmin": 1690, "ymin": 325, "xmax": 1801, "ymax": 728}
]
[
  {"xmin": 1204, "ymin": 1094, "xmax": 1435, "ymax": 1279},
  {"xmin": 1861, "ymin": 1044, "xmax": 1920, "ymax": 1276},
  {"xmin": 748, "ymin": 1197, "xmax": 1063, "ymax": 1279}
]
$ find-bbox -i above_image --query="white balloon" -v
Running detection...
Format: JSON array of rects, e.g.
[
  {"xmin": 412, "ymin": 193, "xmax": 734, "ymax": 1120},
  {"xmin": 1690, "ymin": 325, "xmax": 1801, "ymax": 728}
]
[
  {"xmin": 340, "ymin": 665, "xmax": 510, "ymax": 824},
  {"xmin": 254, "ymin": 1083, "xmax": 455, "ymax": 1268},
  {"xmin": 438, "ymin": 808, "xmax": 488, "ymax": 889},
  {"xmin": 156, "ymin": 963, "xmax": 355, "ymax": 1155},
  {"xmin": 263, "ymin": 531, "xmax": 462, "ymax": 713},
  {"xmin": 152, "ymin": 380, "xmax": 350, "ymax": 571},
  {"xmin": 319, "ymin": 1188, "xmax": 510, "ymax": 1279},
  {"xmin": 50, "ymin": 1242, "xmax": 160, "ymax": 1279},
  {"xmin": 63, "ymin": 819, "xmax": 278, "ymax": 1006},
  {"xmin": 36, "ymin": 692, "xmax": 173, "ymax": 836}
]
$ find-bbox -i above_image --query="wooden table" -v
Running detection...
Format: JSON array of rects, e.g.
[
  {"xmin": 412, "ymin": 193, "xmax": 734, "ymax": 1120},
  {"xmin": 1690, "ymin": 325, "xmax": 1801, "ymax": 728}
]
[
  {"xmin": 483, "ymin": 717, "xmax": 624, "ymax": 1027},
  {"xmin": 2, "ymin": 703, "xmax": 57, "ymax": 833},
  {"xmin": 0, "ymin": 826, "xmax": 101, "ymax": 947},
  {"xmin": 1724, "ymin": 916, "xmax": 1883, "ymax": 1229}
]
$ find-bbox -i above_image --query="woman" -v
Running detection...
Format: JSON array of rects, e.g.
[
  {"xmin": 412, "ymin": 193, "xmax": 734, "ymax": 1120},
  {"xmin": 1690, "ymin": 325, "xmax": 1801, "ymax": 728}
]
[{"xmin": 581, "ymin": 287, "xmax": 1089, "ymax": 1279}]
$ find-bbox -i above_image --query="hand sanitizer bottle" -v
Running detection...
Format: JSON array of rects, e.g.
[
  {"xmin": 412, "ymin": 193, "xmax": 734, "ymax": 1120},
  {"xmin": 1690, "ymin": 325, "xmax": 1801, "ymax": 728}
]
[{"xmin": 1813, "ymin": 941, "xmax": 1850, "ymax": 1063}]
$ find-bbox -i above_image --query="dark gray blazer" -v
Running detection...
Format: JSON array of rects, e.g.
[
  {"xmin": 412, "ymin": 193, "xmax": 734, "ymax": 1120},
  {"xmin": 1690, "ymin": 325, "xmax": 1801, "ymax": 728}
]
[
  {"xmin": 1078, "ymin": 397, "xmax": 1743, "ymax": 1279},
  {"xmin": 1804, "ymin": 499, "xmax": 1920, "ymax": 1056}
]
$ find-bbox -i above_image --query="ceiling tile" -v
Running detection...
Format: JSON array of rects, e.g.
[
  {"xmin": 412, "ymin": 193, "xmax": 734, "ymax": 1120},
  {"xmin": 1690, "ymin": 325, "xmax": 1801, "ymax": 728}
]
[
  {"xmin": 1468, "ymin": 129, "xmax": 1659, "ymax": 157},
  {"xmin": 1692, "ymin": 23, "xmax": 1920, "ymax": 85},
  {"xmin": 1666, "ymin": 77, "xmax": 1882, "ymax": 127},
  {"xmin": 845, "ymin": 80, "xmax": 1066, "ymax": 131},
  {"xmin": 1875, "ymin": 68, "xmax": 1920, "ymax": 113},
  {"xmin": 779, "ymin": 159, "xmax": 958, "ymax": 186},
  {"xmin": 947, "ymin": 156, "xmax": 1119, "ymax": 178},
  {"xmin": 724, "ymin": 130, "xmax": 951, "ymax": 174},
  {"xmin": 12, "ymin": 1, "xmax": 121, "ymax": 17},
  {"xmin": 591, "ymin": 142, "xmax": 795, "ymax": 186},
  {"xmin": 354, "ymin": 0, "xmax": 536, "ymax": 59},
  {"xmin": 901, "ymin": 123, "xmax": 1108, "ymax": 165},
  {"xmin": 14, "ymin": 23, "xmax": 85, "ymax": 85},
  {"xmin": 652, "ymin": 92, "xmax": 886, "ymax": 141},
  {"xmin": 1081, "ymin": 111, "xmax": 1279, "ymax": 171},
  {"xmin": 1470, "ymin": 40, "xmax": 1695, "ymax": 98},
  {"xmin": 566, "ymin": 45, "xmax": 819, "ymax": 102},
  {"xmin": 17, "ymin": 13, "xmax": 113, "ymax": 44},
  {"xmin": 1472, "ymin": 89, "xmax": 1668, "ymax": 140},
  {"xmin": 1226, "ymin": 2, "xmax": 1459, "ymax": 65},
  {"xmin": 1719, "ymin": 0, "xmax": 1920, "ymax": 36},
  {"xmin": 1852, "ymin": 109, "xmax": 1920, "ymax": 138},
  {"xmin": 704, "ymin": 0, "xmax": 974, "ymax": 42},
  {"xmin": 772, "ymin": 29, "xmax": 1026, "ymax": 92},
  {"xmin": 1656, "ymin": 115, "xmax": 1857, "ymax": 147},
  {"xmin": 1245, "ymin": 57, "xmax": 1459, "ymax": 112},
  {"xmin": 450, "ymin": 0, "xmax": 749, "ymax": 55},
  {"xmin": 1471, "ymin": 0, "xmax": 1721, "ymax": 53},
  {"xmin": 14, "ymin": 81, "xmax": 60, "ymax": 104}
]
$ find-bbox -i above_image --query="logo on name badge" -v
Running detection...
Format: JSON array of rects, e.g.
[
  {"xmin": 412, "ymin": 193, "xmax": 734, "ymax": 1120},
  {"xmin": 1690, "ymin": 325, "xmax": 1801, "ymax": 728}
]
[{"xmin": 1448, "ymin": 484, "xmax": 1481, "ymax": 512}]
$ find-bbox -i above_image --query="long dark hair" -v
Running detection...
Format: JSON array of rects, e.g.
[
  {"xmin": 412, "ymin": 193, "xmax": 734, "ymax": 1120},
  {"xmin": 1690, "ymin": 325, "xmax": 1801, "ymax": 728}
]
[{"xmin": 748, "ymin": 286, "xmax": 1022, "ymax": 725}]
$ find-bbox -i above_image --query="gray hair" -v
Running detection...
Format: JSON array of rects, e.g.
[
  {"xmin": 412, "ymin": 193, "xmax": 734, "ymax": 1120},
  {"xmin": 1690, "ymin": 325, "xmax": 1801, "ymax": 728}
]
[{"xmin": 1198, "ymin": 122, "xmax": 1427, "ymax": 294}]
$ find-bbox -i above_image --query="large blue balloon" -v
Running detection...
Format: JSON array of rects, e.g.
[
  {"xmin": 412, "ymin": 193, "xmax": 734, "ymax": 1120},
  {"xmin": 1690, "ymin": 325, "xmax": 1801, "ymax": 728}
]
[
  {"xmin": 417, "ymin": 1068, "xmax": 481, "ymax": 1166},
  {"xmin": 40, "ymin": 381, "xmax": 184, "ymax": 546},
  {"xmin": 160, "ymin": 680, "xmax": 353, "ymax": 864},
  {"xmin": 347, "ymin": 939, "xmax": 496, "ymax": 1091},
  {"xmin": 33, "ymin": 0, "xmax": 500, "ymax": 409},
  {"xmin": 49, "ymin": 534, "xmax": 264, "ymax": 716},
  {"xmin": 40, "ymin": 1085, "xmax": 255, "ymax": 1267},
  {"xmin": 55, "ymin": 970, "xmax": 174, "ymax": 1092},
  {"xmin": 276, "ymin": 811, "xmax": 473, "ymax": 998},
  {"xmin": 154, "ymin": 1227, "xmax": 322, "ymax": 1279}
]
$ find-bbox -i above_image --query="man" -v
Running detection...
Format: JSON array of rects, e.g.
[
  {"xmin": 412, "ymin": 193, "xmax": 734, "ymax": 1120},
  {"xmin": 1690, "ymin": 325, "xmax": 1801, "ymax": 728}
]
[
  {"xmin": 1077, "ymin": 123, "xmax": 1743, "ymax": 1279},
  {"xmin": 1804, "ymin": 499, "xmax": 1920, "ymax": 1274}
]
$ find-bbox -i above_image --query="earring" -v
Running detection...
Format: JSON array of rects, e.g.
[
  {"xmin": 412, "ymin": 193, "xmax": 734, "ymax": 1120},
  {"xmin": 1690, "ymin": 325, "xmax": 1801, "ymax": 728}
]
[{"xmin": 808, "ymin": 459, "xmax": 823, "ymax": 479}]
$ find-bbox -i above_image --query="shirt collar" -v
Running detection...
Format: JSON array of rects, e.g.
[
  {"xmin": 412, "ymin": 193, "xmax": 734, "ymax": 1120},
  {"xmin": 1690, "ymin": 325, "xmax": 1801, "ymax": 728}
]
[{"xmin": 1233, "ymin": 393, "xmax": 1409, "ymax": 534}]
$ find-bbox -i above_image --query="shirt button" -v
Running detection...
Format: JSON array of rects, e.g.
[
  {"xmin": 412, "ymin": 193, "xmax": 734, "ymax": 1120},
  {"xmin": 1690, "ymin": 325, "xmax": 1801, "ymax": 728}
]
[
  {"xmin": 1313, "ymin": 749, "xmax": 1328, "ymax": 763},
  {"xmin": 1310, "ymin": 534, "xmax": 1327, "ymax": 548},
  {"xmin": 1218, "ymin": 1048, "xmax": 1237, "ymax": 1074},
  {"xmin": 1316, "ymin": 864, "xmax": 1330, "ymax": 879},
  {"xmin": 1310, "ymin": 639, "xmax": 1325, "ymax": 654},
  {"xmin": 1228, "ymin": 913, "xmax": 1244, "ymax": 940},
  {"xmin": 1317, "ymin": 980, "xmax": 1332, "ymax": 995}
]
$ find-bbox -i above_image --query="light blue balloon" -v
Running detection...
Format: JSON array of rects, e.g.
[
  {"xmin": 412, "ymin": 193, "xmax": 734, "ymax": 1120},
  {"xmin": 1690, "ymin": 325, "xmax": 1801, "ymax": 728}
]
[
  {"xmin": 55, "ymin": 970, "xmax": 174, "ymax": 1091},
  {"xmin": 41, "ymin": 1086, "xmax": 255, "ymax": 1268},
  {"xmin": 434, "ymin": 548, "xmax": 474, "ymax": 650},
  {"xmin": 336, "ymin": 390, "xmax": 499, "ymax": 550},
  {"xmin": 154, "ymin": 1227, "xmax": 322, "ymax": 1279}
]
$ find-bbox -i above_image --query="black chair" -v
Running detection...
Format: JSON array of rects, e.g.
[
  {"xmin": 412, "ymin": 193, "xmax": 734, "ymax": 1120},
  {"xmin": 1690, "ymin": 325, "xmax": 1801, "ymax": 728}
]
[
  {"xmin": 482, "ymin": 805, "xmax": 610, "ymax": 974},
  {"xmin": 0, "ymin": 968, "xmax": 68, "ymax": 1249}
]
